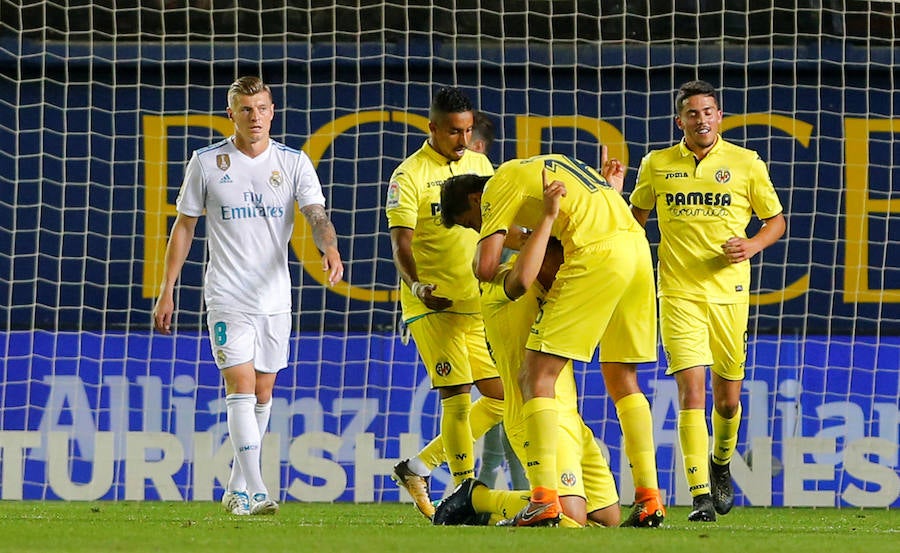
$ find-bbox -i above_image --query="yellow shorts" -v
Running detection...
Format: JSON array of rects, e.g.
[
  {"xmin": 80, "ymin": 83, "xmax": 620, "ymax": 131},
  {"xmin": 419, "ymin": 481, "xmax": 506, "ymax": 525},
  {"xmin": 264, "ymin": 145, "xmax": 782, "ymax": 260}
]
[
  {"xmin": 526, "ymin": 233, "xmax": 657, "ymax": 363},
  {"xmin": 506, "ymin": 410, "xmax": 618, "ymax": 511},
  {"xmin": 660, "ymin": 296, "xmax": 749, "ymax": 380},
  {"xmin": 408, "ymin": 311, "xmax": 498, "ymax": 388}
]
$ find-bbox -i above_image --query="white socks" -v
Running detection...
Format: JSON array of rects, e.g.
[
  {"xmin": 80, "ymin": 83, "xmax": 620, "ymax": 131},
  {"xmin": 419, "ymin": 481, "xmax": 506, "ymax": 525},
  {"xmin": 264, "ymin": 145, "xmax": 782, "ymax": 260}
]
[
  {"xmin": 226, "ymin": 398, "xmax": 273, "ymax": 492},
  {"xmin": 255, "ymin": 400, "xmax": 273, "ymax": 436},
  {"xmin": 225, "ymin": 393, "xmax": 267, "ymax": 496},
  {"xmin": 407, "ymin": 455, "xmax": 431, "ymax": 477}
]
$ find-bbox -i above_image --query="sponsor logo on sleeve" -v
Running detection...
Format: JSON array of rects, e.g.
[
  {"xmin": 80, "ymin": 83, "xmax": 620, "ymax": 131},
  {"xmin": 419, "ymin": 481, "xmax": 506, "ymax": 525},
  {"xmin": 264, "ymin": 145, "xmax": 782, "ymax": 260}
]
[{"xmin": 386, "ymin": 181, "xmax": 400, "ymax": 208}]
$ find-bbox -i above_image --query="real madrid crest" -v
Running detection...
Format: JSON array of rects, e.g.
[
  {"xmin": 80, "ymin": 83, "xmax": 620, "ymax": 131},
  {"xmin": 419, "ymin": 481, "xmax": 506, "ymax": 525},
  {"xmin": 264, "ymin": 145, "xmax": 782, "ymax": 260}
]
[
  {"xmin": 216, "ymin": 154, "xmax": 231, "ymax": 171},
  {"xmin": 269, "ymin": 171, "xmax": 283, "ymax": 187}
]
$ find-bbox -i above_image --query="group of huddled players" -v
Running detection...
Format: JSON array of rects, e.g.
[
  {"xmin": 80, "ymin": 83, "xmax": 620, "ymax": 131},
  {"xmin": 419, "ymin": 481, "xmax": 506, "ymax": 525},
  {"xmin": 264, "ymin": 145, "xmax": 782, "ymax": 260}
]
[{"xmin": 386, "ymin": 83, "xmax": 783, "ymax": 527}]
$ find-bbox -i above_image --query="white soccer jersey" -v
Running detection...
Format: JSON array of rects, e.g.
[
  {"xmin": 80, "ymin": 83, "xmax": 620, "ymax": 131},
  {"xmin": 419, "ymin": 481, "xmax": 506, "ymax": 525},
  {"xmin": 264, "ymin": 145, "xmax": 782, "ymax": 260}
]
[{"xmin": 176, "ymin": 137, "xmax": 326, "ymax": 314}]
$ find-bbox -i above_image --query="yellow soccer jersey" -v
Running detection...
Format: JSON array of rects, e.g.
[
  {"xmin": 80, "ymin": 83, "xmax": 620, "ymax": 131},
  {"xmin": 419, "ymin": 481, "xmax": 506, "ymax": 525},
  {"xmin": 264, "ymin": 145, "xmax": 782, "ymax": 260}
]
[
  {"xmin": 631, "ymin": 136, "xmax": 783, "ymax": 303},
  {"xmin": 479, "ymin": 154, "xmax": 644, "ymax": 251},
  {"xmin": 480, "ymin": 259, "xmax": 579, "ymax": 429},
  {"xmin": 386, "ymin": 140, "xmax": 495, "ymax": 319}
]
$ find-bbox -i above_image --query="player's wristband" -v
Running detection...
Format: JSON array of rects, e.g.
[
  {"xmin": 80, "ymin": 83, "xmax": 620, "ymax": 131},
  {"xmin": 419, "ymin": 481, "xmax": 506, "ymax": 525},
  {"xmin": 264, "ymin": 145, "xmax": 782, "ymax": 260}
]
[{"xmin": 410, "ymin": 281, "xmax": 425, "ymax": 299}]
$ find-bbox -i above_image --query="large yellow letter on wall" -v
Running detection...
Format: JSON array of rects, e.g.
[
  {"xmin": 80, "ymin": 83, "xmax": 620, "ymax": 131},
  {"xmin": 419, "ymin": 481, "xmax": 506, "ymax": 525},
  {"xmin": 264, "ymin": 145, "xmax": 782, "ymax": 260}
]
[
  {"xmin": 299, "ymin": 110, "xmax": 429, "ymax": 303},
  {"xmin": 844, "ymin": 118, "xmax": 900, "ymax": 302},
  {"xmin": 142, "ymin": 115, "xmax": 233, "ymax": 299},
  {"xmin": 721, "ymin": 113, "xmax": 812, "ymax": 305}
]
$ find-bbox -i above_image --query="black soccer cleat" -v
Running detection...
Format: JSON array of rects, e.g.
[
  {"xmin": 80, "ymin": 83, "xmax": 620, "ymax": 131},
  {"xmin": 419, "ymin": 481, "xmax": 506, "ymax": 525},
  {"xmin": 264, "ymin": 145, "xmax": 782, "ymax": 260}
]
[
  {"xmin": 687, "ymin": 493, "xmax": 716, "ymax": 522},
  {"xmin": 709, "ymin": 455, "xmax": 735, "ymax": 515},
  {"xmin": 433, "ymin": 478, "xmax": 487, "ymax": 525}
]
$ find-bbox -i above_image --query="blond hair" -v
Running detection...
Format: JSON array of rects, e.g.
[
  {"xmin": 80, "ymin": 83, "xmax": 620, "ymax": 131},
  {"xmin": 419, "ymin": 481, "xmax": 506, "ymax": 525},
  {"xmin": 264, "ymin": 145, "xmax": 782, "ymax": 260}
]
[{"xmin": 227, "ymin": 76, "xmax": 272, "ymax": 109}]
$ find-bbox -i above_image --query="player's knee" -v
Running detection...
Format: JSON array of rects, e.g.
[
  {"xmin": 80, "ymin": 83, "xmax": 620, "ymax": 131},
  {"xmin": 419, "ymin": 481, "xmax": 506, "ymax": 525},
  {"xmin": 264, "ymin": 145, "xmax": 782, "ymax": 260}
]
[
  {"xmin": 560, "ymin": 496, "xmax": 588, "ymax": 526},
  {"xmin": 587, "ymin": 504, "xmax": 620, "ymax": 527},
  {"xmin": 713, "ymin": 398, "xmax": 740, "ymax": 419},
  {"xmin": 437, "ymin": 383, "xmax": 471, "ymax": 399},
  {"xmin": 474, "ymin": 376, "xmax": 503, "ymax": 399}
]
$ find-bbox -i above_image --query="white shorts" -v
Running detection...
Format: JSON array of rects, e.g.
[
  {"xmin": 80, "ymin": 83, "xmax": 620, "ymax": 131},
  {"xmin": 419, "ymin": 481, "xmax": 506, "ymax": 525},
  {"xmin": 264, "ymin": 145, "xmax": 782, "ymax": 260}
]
[{"xmin": 206, "ymin": 310, "xmax": 291, "ymax": 373}]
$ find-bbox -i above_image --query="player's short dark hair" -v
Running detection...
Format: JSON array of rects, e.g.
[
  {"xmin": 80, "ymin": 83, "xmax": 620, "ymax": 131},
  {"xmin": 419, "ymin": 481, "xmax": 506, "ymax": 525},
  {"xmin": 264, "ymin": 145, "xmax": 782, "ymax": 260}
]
[
  {"xmin": 675, "ymin": 80, "xmax": 718, "ymax": 114},
  {"xmin": 440, "ymin": 174, "xmax": 490, "ymax": 228},
  {"xmin": 472, "ymin": 111, "xmax": 495, "ymax": 151},
  {"xmin": 430, "ymin": 87, "xmax": 474, "ymax": 121}
]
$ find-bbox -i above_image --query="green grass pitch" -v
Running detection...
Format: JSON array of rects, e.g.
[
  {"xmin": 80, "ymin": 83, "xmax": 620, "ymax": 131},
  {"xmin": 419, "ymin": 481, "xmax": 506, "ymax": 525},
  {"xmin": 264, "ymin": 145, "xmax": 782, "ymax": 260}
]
[{"xmin": 1, "ymin": 501, "xmax": 896, "ymax": 553}]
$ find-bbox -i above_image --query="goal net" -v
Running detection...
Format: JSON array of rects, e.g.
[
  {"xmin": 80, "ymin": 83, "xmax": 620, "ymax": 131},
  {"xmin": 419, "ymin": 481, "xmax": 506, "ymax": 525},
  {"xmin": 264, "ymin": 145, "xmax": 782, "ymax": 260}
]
[{"xmin": 0, "ymin": 1, "xmax": 897, "ymax": 508}]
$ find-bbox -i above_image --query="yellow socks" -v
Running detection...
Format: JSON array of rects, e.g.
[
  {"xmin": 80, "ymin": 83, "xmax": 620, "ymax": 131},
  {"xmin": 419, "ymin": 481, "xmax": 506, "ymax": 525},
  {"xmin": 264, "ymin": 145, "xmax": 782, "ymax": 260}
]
[
  {"xmin": 712, "ymin": 402, "xmax": 742, "ymax": 465},
  {"xmin": 416, "ymin": 434, "xmax": 444, "ymax": 472},
  {"xmin": 417, "ymin": 395, "xmax": 503, "ymax": 471},
  {"xmin": 471, "ymin": 485, "xmax": 529, "ymax": 521},
  {"xmin": 678, "ymin": 408, "xmax": 710, "ymax": 496},
  {"xmin": 559, "ymin": 514, "xmax": 584, "ymax": 528},
  {"xmin": 468, "ymin": 395, "xmax": 505, "ymax": 439},
  {"xmin": 522, "ymin": 397, "xmax": 559, "ymax": 490},
  {"xmin": 615, "ymin": 393, "xmax": 660, "ymax": 491},
  {"xmin": 440, "ymin": 393, "xmax": 475, "ymax": 483}
]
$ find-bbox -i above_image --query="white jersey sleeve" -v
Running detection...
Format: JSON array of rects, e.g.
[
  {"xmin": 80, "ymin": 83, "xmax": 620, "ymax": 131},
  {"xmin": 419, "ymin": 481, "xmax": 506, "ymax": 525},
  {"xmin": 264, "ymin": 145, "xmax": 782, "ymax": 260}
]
[
  {"xmin": 175, "ymin": 151, "xmax": 207, "ymax": 217},
  {"xmin": 291, "ymin": 147, "xmax": 326, "ymax": 209}
]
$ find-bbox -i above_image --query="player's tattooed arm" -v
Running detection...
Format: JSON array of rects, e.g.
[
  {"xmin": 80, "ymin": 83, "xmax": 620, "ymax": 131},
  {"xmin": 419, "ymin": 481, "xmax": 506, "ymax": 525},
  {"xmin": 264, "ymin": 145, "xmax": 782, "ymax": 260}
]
[
  {"xmin": 301, "ymin": 203, "xmax": 344, "ymax": 286},
  {"xmin": 301, "ymin": 204, "xmax": 339, "ymax": 253}
]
